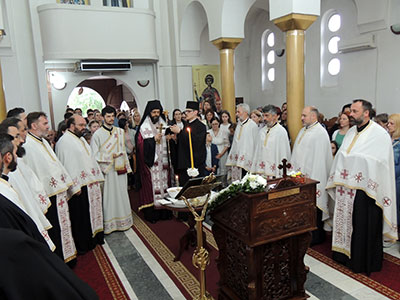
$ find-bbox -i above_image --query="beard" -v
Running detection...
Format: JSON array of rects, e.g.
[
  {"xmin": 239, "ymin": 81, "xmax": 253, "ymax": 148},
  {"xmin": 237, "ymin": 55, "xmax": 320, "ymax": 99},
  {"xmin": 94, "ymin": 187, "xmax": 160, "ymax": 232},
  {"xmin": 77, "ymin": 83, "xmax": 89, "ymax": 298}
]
[
  {"xmin": 8, "ymin": 156, "xmax": 17, "ymax": 172},
  {"xmin": 16, "ymin": 145, "xmax": 26, "ymax": 158},
  {"xmin": 74, "ymin": 128, "xmax": 85, "ymax": 138},
  {"xmin": 350, "ymin": 116, "xmax": 362, "ymax": 126},
  {"xmin": 150, "ymin": 115, "xmax": 160, "ymax": 124}
]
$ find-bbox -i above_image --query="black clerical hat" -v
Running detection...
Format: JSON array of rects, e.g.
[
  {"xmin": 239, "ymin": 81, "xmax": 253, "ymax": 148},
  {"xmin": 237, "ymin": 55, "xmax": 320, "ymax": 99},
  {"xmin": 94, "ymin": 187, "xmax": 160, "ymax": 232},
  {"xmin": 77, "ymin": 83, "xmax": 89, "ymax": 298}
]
[
  {"xmin": 147, "ymin": 100, "xmax": 163, "ymax": 112},
  {"xmin": 186, "ymin": 101, "xmax": 199, "ymax": 111}
]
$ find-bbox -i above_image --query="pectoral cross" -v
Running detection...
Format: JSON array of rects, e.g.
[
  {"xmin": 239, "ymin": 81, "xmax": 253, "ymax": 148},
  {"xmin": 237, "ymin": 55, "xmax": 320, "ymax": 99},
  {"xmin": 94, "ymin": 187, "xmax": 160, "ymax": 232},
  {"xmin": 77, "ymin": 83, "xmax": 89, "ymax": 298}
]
[
  {"xmin": 278, "ymin": 159, "xmax": 291, "ymax": 178},
  {"xmin": 157, "ymin": 124, "xmax": 163, "ymax": 144}
]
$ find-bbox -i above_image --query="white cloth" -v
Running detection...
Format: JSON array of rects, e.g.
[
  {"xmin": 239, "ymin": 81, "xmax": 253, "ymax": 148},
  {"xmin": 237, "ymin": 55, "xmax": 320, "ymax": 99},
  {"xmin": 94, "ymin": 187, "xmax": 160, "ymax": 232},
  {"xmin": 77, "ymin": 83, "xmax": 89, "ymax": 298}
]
[
  {"xmin": 14, "ymin": 158, "xmax": 51, "ymax": 214},
  {"xmin": 56, "ymin": 130, "xmax": 105, "ymax": 236},
  {"xmin": 23, "ymin": 133, "xmax": 77, "ymax": 261},
  {"xmin": 8, "ymin": 167, "xmax": 55, "ymax": 251},
  {"xmin": 220, "ymin": 123, "xmax": 231, "ymax": 133},
  {"xmin": 23, "ymin": 134, "xmax": 73, "ymax": 197},
  {"xmin": 226, "ymin": 118, "xmax": 259, "ymax": 181},
  {"xmin": 208, "ymin": 128, "xmax": 230, "ymax": 175},
  {"xmin": 91, "ymin": 126, "xmax": 133, "ymax": 234},
  {"xmin": 326, "ymin": 121, "xmax": 398, "ymax": 257},
  {"xmin": 251, "ymin": 123, "xmax": 291, "ymax": 178},
  {"xmin": 291, "ymin": 122, "xmax": 333, "ymax": 221},
  {"xmin": 140, "ymin": 116, "xmax": 169, "ymax": 206}
]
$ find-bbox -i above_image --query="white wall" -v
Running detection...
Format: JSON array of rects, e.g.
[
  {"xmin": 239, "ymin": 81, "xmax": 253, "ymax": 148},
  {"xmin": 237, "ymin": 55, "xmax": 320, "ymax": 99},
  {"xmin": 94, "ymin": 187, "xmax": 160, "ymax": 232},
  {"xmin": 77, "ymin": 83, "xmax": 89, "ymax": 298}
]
[
  {"xmin": 0, "ymin": 0, "xmax": 43, "ymax": 113},
  {"xmin": 232, "ymin": 0, "xmax": 400, "ymax": 117},
  {"xmin": 48, "ymin": 63, "xmax": 156, "ymax": 125}
]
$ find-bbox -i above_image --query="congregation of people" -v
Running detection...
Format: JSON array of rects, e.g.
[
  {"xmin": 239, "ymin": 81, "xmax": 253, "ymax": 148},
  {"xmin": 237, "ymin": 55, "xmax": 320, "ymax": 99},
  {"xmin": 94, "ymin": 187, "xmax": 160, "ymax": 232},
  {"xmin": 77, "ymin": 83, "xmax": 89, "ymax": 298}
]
[
  {"xmin": 127, "ymin": 97, "xmax": 399, "ymax": 278},
  {"xmin": 0, "ymin": 96, "xmax": 399, "ymax": 298}
]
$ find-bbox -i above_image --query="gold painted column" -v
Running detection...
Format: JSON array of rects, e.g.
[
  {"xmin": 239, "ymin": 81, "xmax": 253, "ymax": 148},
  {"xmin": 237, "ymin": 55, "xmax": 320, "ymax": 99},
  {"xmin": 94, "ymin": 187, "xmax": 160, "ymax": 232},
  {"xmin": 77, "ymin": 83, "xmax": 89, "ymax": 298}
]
[
  {"xmin": 212, "ymin": 38, "xmax": 242, "ymax": 122},
  {"xmin": 274, "ymin": 14, "xmax": 317, "ymax": 146},
  {"xmin": 0, "ymin": 64, "xmax": 6, "ymax": 122}
]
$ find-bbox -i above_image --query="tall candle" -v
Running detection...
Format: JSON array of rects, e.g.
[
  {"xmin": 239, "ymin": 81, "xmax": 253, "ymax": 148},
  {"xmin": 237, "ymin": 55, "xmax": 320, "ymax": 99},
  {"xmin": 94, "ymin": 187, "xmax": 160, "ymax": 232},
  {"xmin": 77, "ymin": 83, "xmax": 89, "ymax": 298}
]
[{"xmin": 187, "ymin": 127, "xmax": 194, "ymax": 169}]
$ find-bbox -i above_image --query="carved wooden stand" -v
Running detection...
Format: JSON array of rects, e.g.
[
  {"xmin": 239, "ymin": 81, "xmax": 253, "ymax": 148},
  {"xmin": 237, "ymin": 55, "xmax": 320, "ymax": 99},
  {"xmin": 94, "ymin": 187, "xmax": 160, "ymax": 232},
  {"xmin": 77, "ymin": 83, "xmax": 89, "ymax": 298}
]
[{"xmin": 210, "ymin": 178, "xmax": 318, "ymax": 300}]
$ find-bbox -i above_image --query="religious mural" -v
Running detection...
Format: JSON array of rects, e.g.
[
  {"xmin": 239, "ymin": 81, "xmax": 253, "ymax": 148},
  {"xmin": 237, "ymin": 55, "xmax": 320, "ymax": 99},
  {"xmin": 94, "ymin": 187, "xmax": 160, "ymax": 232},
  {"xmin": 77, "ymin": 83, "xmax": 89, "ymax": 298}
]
[{"xmin": 192, "ymin": 65, "xmax": 221, "ymax": 110}]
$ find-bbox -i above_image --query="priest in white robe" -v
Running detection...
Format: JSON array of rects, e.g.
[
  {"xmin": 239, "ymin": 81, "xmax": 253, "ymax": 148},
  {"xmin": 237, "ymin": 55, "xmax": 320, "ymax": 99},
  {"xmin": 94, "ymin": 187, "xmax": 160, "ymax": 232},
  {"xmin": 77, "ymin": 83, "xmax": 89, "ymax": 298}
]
[
  {"xmin": 0, "ymin": 118, "xmax": 55, "ymax": 250},
  {"xmin": 251, "ymin": 105, "xmax": 291, "ymax": 178},
  {"xmin": 91, "ymin": 106, "xmax": 133, "ymax": 234},
  {"xmin": 226, "ymin": 103, "xmax": 259, "ymax": 182},
  {"xmin": 327, "ymin": 99, "xmax": 398, "ymax": 275},
  {"xmin": 291, "ymin": 106, "xmax": 332, "ymax": 245},
  {"xmin": 56, "ymin": 115, "xmax": 105, "ymax": 254},
  {"xmin": 0, "ymin": 133, "xmax": 48, "ymax": 246},
  {"xmin": 23, "ymin": 112, "xmax": 77, "ymax": 264}
]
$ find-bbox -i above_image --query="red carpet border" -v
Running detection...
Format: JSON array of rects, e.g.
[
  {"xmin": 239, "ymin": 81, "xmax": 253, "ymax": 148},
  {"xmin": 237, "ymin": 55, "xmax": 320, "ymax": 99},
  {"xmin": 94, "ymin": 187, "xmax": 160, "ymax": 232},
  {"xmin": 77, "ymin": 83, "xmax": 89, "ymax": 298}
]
[
  {"xmin": 131, "ymin": 210, "xmax": 219, "ymax": 300},
  {"xmin": 74, "ymin": 245, "xmax": 130, "ymax": 300},
  {"xmin": 308, "ymin": 243, "xmax": 400, "ymax": 300}
]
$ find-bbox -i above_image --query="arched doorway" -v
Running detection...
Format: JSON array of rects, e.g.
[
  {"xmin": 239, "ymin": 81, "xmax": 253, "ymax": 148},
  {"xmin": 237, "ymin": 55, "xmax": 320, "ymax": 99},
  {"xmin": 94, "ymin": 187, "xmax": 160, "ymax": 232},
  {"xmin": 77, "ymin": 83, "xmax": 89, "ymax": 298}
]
[
  {"xmin": 67, "ymin": 87, "xmax": 106, "ymax": 116},
  {"xmin": 73, "ymin": 76, "xmax": 138, "ymax": 114}
]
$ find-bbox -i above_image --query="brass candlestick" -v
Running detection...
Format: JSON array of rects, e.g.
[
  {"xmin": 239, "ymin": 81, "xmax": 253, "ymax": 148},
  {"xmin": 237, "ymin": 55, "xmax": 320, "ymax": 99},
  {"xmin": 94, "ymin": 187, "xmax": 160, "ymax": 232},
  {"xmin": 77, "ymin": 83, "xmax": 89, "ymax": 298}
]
[
  {"xmin": 179, "ymin": 174, "xmax": 219, "ymax": 300},
  {"xmin": 181, "ymin": 193, "xmax": 212, "ymax": 300}
]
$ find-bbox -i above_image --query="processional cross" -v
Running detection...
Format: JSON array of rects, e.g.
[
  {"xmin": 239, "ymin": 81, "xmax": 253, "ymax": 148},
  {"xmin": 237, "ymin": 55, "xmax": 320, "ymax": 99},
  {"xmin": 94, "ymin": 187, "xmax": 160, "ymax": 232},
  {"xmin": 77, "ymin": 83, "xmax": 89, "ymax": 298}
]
[{"xmin": 278, "ymin": 159, "xmax": 291, "ymax": 178}]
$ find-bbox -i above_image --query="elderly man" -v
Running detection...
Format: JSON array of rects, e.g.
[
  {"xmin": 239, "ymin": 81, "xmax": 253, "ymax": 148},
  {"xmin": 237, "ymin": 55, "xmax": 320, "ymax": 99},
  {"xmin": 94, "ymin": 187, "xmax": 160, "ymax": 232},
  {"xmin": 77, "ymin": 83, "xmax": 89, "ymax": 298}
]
[
  {"xmin": 91, "ymin": 106, "xmax": 132, "ymax": 234},
  {"xmin": 226, "ymin": 103, "xmax": 259, "ymax": 181},
  {"xmin": 136, "ymin": 100, "xmax": 171, "ymax": 223},
  {"xmin": 291, "ymin": 106, "xmax": 332, "ymax": 246},
  {"xmin": 252, "ymin": 105, "xmax": 291, "ymax": 178},
  {"xmin": 23, "ymin": 112, "xmax": 76, "ymax": 263},
  {"xmin": 56, "ymin": 114, "xmax": 105, "ymax": 254},
  {"xmin": 327, "ymin": 99, "xmax": 397, "ymax": 275}
]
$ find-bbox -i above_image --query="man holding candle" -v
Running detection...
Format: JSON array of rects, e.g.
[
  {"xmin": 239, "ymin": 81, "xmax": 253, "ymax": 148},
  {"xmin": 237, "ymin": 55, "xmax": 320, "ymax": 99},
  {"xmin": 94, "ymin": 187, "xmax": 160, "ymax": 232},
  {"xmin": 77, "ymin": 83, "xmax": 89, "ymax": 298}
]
[
  {"xmin": 170, "ymin": 101, "xmax": 206, "ymax": 186},
  {"xmin": 135, "ymin": 100, "xmax": 172, "ymax": 223}
]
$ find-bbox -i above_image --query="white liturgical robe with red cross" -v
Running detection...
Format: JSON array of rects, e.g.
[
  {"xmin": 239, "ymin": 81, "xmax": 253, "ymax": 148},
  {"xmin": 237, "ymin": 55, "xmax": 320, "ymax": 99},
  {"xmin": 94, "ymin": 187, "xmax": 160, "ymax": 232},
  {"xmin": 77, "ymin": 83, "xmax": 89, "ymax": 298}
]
[
  {"xmin": 291, "ymin": 122, "xmax": 333, "ymax": 222},
  {"xmin": 326, "ymin": 121, "xmax": 398, "ymax": 256}
]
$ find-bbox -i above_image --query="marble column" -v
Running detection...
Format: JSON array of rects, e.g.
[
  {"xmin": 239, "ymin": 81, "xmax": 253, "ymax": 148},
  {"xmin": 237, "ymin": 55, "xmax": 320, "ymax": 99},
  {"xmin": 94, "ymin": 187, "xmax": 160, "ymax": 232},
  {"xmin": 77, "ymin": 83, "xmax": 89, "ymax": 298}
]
[
  {"xmin": 274, "ymin": 14, "xmax": 317, "ymax": 146},
  {"xmin": 212, "ymin": 38, "xmax": 242, "ymax": 123}
]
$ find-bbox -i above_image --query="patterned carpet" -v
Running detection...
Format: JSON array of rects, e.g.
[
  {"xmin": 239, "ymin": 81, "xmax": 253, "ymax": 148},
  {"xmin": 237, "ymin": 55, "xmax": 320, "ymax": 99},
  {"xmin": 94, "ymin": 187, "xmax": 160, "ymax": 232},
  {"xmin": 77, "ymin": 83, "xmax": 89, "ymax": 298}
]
[
  {"xmin": 309, "ymin": 241, "xmax": 400, "ymax": 300},
  {"xmin": 74, "ymin": 245, "xmax": 130, "ymax": 300}
]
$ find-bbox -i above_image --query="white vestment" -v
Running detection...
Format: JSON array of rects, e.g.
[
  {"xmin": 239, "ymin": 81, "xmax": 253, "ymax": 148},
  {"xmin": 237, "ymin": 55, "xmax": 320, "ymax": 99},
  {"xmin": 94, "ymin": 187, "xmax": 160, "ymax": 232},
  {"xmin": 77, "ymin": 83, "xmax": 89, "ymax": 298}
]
[
  {"xmin": 326, "ymin": 121, "xmax": 398, "ymax": 257},
  {"xmin": 23, "ymin": 133, "xmax": 76, "ymax": 261},
  {"xmin": 14, "ymin": 158, "xmax": 51, "ymax": 214},
  {"xmin": 291, "ymin": 122, "xmax": 333, "ymax": 221},
  {"xmin": 9, "ymin": 165, "xmax": 55, "ymax": 251},
  {"xmin": 56, "ymin": 131, "xmax": 105, "ymax": 237},
  {"xmin": 226, "ymin": 118, "xmax": 259, "ymax": 181},
  {"xmin": 139, "ymin": 116, "xmax": 169, "ymax": 207},
  {"xmin": 91, "ymin": 126, "xmax": 133, "ymax": 234},
  {"xmin": 251, "ymin": 123, "xmax": 291, "ymax": 178}
]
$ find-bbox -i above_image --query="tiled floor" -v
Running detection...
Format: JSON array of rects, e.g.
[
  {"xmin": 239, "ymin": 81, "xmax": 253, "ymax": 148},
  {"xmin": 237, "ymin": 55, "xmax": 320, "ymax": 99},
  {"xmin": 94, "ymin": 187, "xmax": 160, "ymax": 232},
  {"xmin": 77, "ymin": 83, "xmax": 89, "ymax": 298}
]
[{"xmin": 104, "ymin": 227, "xmax": 399, "ymax": 300}]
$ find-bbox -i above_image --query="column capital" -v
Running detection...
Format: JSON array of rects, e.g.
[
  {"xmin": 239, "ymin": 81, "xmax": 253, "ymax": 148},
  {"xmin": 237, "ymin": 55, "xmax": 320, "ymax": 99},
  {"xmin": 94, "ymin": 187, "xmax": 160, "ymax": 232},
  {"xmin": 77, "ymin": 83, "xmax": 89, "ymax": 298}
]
[
  {"xmin": 273, "ymin": 13, "xmax": 317, "ymax": 32},
  {"xmin": 212, "ymin": 37, "xmax": 243, "ymax": 50}
]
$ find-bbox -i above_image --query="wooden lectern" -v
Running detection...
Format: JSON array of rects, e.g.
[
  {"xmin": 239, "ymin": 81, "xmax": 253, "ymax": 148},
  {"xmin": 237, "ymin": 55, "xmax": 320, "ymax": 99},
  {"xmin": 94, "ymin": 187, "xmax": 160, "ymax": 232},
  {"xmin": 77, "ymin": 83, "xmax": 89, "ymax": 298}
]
[{"xmin": 210, "ymin": 177, "xmax": 318, "ymax": 300}]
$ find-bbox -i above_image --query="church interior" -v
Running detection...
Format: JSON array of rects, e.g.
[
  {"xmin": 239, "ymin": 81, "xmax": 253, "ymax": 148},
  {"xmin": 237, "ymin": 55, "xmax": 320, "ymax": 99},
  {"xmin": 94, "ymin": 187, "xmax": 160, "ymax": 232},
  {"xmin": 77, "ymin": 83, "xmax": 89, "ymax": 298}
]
[{"xmin": 1, "ymin": 0, "xmax": 400, "ymax": 299}]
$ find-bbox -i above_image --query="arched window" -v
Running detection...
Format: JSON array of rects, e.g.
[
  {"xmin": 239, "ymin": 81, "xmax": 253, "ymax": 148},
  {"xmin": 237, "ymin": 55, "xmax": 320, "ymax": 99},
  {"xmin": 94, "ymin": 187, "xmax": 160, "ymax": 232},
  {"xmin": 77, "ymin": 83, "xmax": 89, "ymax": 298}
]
[
  {"xmin": 67, "ymin": 87, "xmax": 106, "ymax": 117},
  {"xmin": 262, "ymin": 30, "xmax": 277, "ymax": 90},
  {"xmin": 321, "ymin": 11, "xmax": 342, "ymax": 87}
]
